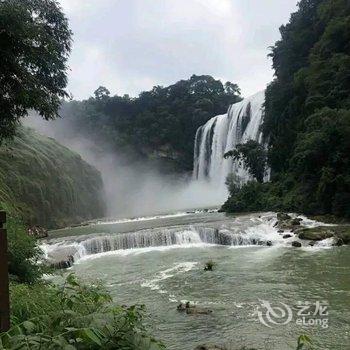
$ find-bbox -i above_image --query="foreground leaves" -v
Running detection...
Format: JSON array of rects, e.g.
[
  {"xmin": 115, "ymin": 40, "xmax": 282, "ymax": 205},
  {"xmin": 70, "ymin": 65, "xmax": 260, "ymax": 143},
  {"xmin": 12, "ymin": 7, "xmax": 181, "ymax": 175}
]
[{"xmin": 1, "ymin": 274, "xmax": 165, "ymax": 350}]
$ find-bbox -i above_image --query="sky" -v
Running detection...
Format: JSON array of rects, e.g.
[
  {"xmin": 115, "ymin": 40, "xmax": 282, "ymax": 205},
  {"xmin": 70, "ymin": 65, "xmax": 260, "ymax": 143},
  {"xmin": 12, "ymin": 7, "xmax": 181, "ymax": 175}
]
[{"xmin": 59, "ymin": 0, "xmax": 298, "ymax": 100}]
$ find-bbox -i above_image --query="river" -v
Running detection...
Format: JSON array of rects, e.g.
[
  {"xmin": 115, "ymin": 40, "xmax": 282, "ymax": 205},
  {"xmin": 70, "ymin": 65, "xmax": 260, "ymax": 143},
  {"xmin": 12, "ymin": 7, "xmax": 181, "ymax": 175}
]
[{"xmin": 43, "ymin": 211, "xmax": 350, "ymax": 349}]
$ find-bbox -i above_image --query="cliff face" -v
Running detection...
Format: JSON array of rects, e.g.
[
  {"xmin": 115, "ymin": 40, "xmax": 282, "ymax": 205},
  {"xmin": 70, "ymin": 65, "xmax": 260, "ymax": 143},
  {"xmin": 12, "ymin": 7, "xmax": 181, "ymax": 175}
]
[{"xmin": 0, "ymin": 128, "xmax": 105, "ymax": 228}]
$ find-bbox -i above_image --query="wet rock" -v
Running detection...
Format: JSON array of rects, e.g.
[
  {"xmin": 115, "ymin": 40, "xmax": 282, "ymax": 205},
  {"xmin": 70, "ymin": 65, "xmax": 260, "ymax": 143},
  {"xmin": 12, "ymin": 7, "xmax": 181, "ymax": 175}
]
[
  {"xmin": 283, "ymin": 234, "xmax": 292, "ymax": 239},
  {"xmin": 177, "ymin": 301, "xmax": 195, "ymax": 312},
  {"xmin": 46, "ymin": 247, "xmax": 77, "ymax": 269},
  {"xmin": 291, "ymin": 241, "xmax": 302, "ymax": 247},
  {"xmin": 297, "ymin": 227, "xmax": 335, "ymax": 241},
  {"xmin": 290, "ymin": 218, "xmax": 302, "ymax": 226},
  {"xmin": 277, "ymin": 213, "xmax": 291, "ymax": 221},
  {"xmin": 266, "ymin": 240, "xmax": 273, "ymax": 246},
  {"xmin": 177, "ymin": 303, "xmax": 186, "ymax": 311},
  {"xmin": 50, "ymin": 255, "xmax": 74, "ymax": 269},
  {"xmin": 333, "ymin": 238, "xmax": 344, "ymax": 247},
  {"xmin": 309, "ymin": 241, "xmax": 315, "ymax": 247},
  {"xmin": 334, "ymin": 226, "xmax": 350, "ymax": 244},
  {"xmin": 204, "ymin": 260, "xmax": 215, "ymax": 271},
  {"xmin": 276, "ymin": 218, "xmax": 303, "ymax": 232},
  {"xmin": 186, "ymin": 307, "xmax": 213, "ymax": 315},
  {"xmin": 194, "ymin": 345, "xmax": 227, "ymax": 350},
  {"xmin": 277, "ymin": 229, "xmax": 284, "ymax": 233}
]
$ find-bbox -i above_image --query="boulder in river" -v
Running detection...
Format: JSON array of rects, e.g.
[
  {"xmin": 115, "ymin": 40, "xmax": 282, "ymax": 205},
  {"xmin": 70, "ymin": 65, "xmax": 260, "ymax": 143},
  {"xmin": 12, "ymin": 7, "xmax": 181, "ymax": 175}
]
[
  {"xmin": 296, "ymin": 226, "xmax": 336, "ymax": 241},
  {"xmin": 291, "ymin": 241, "xmax": 302, "ymax": 247},
  {"xmin": 298, "ymin": 225, "xmax": 350, "ymax": 245},
  {"xmin": 46, "ymin": 246, "xmax": 78, "ymax": 269},
  {"xmin": 283, "ymin": 234, "xmax": 292, "ymax": 239},
  {"xmin": 290, "ymin": 218, "xmax": 302, "ymax": 226},
  {"xmin": 177, "ymin": 301, "xmax": 196, "ymax": 311},
  {"xmin": 333, "ymin": 238, "xmax": 344, "ymax": 247},
  {"xmin": 179, "ymin": 302, "xmax": 212, "ymax": 315},
  {"xmin": 277, "ymin": 212, "xmax": 291, "ymax": 221},
  {"xmin": 186, "ymin": 307, "xmax": 213, "ymax": 315},
  {"xmin": 195, "ymin": 345, "xmax": 257, "ymax": 350},
  {"xmin": 275, "ymin": 213, "xmax": 303, "ymax": 232},
  {"xmin": 194, "ymin": 345, "xmax": 227, "ymax": 350}
]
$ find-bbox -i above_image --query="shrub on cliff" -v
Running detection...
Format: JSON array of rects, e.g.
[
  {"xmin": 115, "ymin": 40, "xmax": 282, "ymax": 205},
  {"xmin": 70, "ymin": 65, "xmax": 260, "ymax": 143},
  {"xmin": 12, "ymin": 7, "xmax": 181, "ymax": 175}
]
[{"xmin": 0, "ymin": 128, "xmax": 105, "ymax": 228}]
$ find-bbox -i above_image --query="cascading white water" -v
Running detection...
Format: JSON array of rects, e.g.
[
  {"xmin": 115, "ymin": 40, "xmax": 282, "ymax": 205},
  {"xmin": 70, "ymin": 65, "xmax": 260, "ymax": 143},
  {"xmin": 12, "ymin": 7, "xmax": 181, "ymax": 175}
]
[
  {"xmin": 42, "ymin": 220, "xmax": 281, "ymax": 264},
  {"xmin": 193, "ymin": 90, "xmax": 266, "ymax": 187}
]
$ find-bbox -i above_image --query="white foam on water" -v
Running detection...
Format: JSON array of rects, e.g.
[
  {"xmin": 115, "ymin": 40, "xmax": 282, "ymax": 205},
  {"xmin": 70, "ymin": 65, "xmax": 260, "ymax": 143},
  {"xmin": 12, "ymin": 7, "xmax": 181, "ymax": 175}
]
[
  {"xmin": 301, "ymin": 237, "xmax": 336, "ymax": 252},
  {"xmin": 77, "ymin": 243, "xmax": 214, "ymax": 262},
  {"xmin": 95, "ymin": 212, "xmax": 191, "ymax": 225},
  {"xmin": 141, "ymin": 262, "xmax": 198, "ymax": 295}
]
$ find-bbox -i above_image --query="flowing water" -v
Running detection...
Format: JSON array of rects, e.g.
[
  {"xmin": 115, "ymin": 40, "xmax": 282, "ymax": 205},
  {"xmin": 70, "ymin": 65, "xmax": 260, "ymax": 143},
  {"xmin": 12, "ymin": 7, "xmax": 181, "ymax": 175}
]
[
  {"xmin": 43, "ymin": 211, "xmax": 350, "ymax": 350},
  {"xmin": 193, "ymin": 91, "xmax": 267, "ymax": 189}
]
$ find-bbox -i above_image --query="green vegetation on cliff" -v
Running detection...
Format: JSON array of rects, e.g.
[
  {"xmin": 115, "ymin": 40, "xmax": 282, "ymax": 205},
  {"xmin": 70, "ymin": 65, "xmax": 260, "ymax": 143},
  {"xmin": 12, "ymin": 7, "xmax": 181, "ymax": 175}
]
[
  {"xmin": 0, "ymin": 128, "xmax": 105, "ymax": 228},
  {"xmin": 56, "ymin": 75, "xmax": 241, "ymax": 172},
  {"xmin": 223, "ymin": 0, "xmax": 350, "ymax": 218}
]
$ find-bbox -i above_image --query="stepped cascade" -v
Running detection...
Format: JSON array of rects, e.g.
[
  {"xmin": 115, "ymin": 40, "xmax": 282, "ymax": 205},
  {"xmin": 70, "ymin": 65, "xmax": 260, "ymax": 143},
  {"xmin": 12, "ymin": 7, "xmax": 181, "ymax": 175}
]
[
  {"xmin": 193, "ymin": 90, "xmax": 266, "ymax": 187},
  {"xmin": 42, "ymin": 219, "xmax": 282, "ymax": 264}
]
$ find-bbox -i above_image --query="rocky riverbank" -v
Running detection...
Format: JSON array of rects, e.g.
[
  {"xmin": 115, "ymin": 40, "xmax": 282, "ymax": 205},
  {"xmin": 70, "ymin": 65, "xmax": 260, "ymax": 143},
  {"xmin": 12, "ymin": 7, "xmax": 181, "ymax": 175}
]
[{"xmin": 275, "ymin": 212, "xmax": 350, "ymax": 247}]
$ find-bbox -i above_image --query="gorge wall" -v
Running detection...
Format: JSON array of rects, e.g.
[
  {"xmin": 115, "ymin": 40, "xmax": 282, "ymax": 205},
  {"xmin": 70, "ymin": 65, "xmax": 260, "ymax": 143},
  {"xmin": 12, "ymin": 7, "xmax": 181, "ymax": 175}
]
[{"xmin": 0, "ymin": 128, "xmax": 105, "ymax": 228}]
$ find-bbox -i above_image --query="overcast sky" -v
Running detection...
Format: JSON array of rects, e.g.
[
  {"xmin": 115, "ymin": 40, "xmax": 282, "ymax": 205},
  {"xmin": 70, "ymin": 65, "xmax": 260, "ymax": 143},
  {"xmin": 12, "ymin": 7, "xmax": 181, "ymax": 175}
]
[{"xmin": 59, "ymin": 0, "xmax": 298, "ymax": 100}]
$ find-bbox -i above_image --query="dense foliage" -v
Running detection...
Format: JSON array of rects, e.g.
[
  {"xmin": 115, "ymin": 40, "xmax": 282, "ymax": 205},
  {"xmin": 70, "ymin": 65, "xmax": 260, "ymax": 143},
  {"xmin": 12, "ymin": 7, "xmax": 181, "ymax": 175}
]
[
  {"xmin": 0, "ymin": 127, "xmax": 105, "ymax": 228},
  {"xmin": 2, "ymin": 274, "xmax": 164, "ymax": 349},
  {"xmin": 0, "ymin": 0, "xmax": 72, "ymax": 142},
  {"xmin": 7, "ymin": 216, "xmax": 43, "ymax": 283},
  {"xmin": 224, "ymin": 0, "xmax": 350, "ymax": 218},
  {"xmin": 57, "ymin": 75, "xmax": 241, "ymax": 171},
  {"xmin": 224, "ymin": 141, "xmax": 267, "ymax": 183}
]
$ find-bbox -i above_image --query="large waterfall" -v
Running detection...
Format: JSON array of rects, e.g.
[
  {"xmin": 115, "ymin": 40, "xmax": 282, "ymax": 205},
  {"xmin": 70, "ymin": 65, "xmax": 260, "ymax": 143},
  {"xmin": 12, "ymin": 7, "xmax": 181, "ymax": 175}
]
[{"xmin": 193, "ymin": 90, "xmax": 265, "ymax": 187}]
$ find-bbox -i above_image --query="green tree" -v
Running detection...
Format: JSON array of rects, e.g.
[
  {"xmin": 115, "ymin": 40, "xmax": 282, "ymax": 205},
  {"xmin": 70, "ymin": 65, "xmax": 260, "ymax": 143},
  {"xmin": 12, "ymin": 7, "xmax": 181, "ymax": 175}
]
[
  {"xmin": 0, "ymin": 0, "xmax": 72, "ymax": 142},
  {"xmin": 7, "ymin": 216, "xmax": 43, "ymax": 283},
  {"xmin": 224, "ymin": 140, "xmax": 267, "ymax": 183},
  {"xmin": 94, "ymin": 86, "xmax": 111, "ymax": 100},
  {"xmin": 53, "ymin": 75, "xmax": 242, "ymax": 171},
  {"xmin": 223, "ymin": 0, "xmax": 350, "ymax": 218}
]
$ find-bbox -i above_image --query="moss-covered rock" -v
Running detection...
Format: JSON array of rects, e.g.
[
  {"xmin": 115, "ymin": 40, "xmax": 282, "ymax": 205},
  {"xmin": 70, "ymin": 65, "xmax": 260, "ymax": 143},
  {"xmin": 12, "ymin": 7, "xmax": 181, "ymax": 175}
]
[
  {"xmin": 297, "ymin": 226, "xmax": 350, "ymax": 244},
  {"xmin": 0, "ymin": 127, "xmax": 105, "ymax": 228},
  {"xmin": 333, "ymin": 226, "xmax": 350, "ymax": 244},
  {"xmin": 297, "ymin": 227, "xmax": 335, "ymax": 241},
  {"xmin": 277, "ymin": 212, "xmax": 291, "ymax": 221}
]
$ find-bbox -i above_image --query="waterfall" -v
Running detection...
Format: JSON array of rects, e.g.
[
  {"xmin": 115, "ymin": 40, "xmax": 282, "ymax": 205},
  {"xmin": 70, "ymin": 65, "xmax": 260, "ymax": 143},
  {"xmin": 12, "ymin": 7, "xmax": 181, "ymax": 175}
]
[
  {"xmin": 42, "ymin": 222, "xmax": 279, "ymax": 264},
  {"xmin": 193, "ymin": 90, "xmax": 266, "ymax": 187}
]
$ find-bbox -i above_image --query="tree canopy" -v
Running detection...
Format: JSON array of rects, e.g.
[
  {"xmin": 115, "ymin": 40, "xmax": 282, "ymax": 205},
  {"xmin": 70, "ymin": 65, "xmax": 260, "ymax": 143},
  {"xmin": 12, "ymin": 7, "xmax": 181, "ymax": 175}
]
[
  {"xmin": 57, "ymin": 75, "xmax": 241, "ymax": 171},
  {"xmin": 0, "ymin": 0, "xmax": 72, "ymax": 142},
  {"xmin": 224, "ymin": 140, "xmax": 267, "ymax": 183},
  {"xmin": 224, "ymin": 0, "xmax": 350, "ymax": 218}
]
